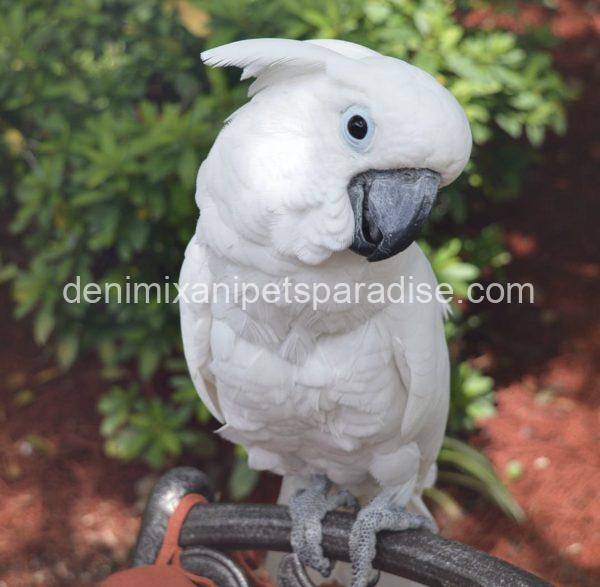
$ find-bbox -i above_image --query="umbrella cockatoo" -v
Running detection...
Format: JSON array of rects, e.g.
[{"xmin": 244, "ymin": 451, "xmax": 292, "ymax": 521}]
[{"xmin": 180, "ymin": 38, "xmax": 471, "ymax": 586}]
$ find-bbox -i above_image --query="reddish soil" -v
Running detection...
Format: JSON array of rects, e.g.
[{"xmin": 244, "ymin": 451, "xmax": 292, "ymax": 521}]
[
  {"xmin": 0, "ymin": 313, "xmax": 149, "ymax": 585},
  {"xmin": 0, "ymin": 1, "xmax": 598, "ymax": 586}
]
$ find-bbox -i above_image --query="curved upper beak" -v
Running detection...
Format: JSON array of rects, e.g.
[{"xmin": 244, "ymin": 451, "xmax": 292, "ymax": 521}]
[{"xmin": 348, "ymin": 168, "xmax": 441, "ymax": 262}]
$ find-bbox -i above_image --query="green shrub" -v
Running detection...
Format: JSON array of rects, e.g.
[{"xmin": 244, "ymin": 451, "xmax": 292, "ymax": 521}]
[{"xmin": 0, "ymin": 0, "xmax": 570, "ymax": 507}]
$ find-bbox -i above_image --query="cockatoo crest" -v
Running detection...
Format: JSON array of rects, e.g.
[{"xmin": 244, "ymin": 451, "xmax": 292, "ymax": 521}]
[{"xmin": 202, "ymin": 38, "xmax": 379, "ymax": 96}]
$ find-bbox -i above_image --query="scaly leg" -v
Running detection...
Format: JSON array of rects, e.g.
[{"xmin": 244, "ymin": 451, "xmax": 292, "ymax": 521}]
[
  {"xmin": 348, "ymin": 492, "xmax": 436, "ymax": 587},
  {"xmin": 289, "ymin": 474, "xmax": 358, "ymax": 577}
]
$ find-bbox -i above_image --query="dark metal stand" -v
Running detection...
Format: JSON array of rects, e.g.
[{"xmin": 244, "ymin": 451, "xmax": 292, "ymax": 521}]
[{"xmin": 132, "ymin": 467, "xmax": 551, "ymax": 587}]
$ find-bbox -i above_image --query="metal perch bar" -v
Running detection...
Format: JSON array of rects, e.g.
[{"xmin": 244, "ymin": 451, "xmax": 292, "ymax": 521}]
[
  {"xmin": 179, "ymin": 503, "xmax": 549, "ymax": 587},
  {"xmin": 132, "ymin": 467, "xmax": 550, "ymax": 587}
]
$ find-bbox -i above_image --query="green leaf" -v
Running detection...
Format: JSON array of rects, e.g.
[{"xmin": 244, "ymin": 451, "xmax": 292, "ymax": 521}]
[
  {"xmin": 423, "ymin": 487, "xmax": 463, "ymax": 521},
  {"xmin": 160, "ymin": 430, "xmax": 182, "ymax": 455},
  {"xmin": 144, "ymin": 442, "xmax": 168, "ymax": 468},
  {"xmin": 33, "ymin": 306, "xmax": 55, "ymax": 345},
  {"xmin": 0, "ymin": 263, "xmax": 18, "ymax": 283},
  {"xmin": 56, "ymin": 334, "xmax": 79, "ymax": 369},
  {"xmin": 177, "ymin": 148, "xmax": 198, "ymax": 189},
  {"xmin": 228, "ymin": 456, "xmax": 259, "ymax": 501},
  {"xmin": 106, "ymin": 429, "xmax": 150, "ymax": 461},
  {"xmin": 138, "ymin": 346, "xmax": 161, "ymax": 380},
  {"xmin": 100, "ymin": 411, "xmax": 129, "ymax": 437},
  {"xmin": 13, "ymin": 389, "xmax": 36, "ymax": 408},
  {"xmin": 526, "ymin": 125, "xmax": 545, "ymax": 146},
  {"xmin": 441, "ymin": 262, "xmax": 479, "ymax": 283},
  {"xmin": 496, "ymin": 113, "xmax": 523, "ymax": 138},
  {"xmin": 439, "ymin": 437, "xmax": 525, "ymax": 522}
]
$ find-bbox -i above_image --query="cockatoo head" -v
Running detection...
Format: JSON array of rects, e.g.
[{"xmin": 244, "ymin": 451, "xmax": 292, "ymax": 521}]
[{"xmin": 201, "ymin": 39, "xmax": 471, "ymax": 265}]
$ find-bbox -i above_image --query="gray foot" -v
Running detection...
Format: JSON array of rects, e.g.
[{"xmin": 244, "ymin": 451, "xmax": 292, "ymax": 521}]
[
  {"xmin": 289, "ymin": 474, "xmax": 358, "ymax": 577},
  {"xmin": 349, "ymin": 493, "xmax": 436, "ymax": 587}
]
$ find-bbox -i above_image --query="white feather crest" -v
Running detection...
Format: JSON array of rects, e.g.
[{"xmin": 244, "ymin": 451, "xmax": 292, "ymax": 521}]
[
  {"xmin": 201, "ymin": 38, "xmax": 377, "ymax": 95},
  {"xmin": 305, "ymin": 39, "xmax": 381, "ymax": 60}
]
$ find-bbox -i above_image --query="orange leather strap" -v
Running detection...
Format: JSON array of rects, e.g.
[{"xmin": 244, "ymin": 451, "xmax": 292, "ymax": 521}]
[
  {"xmin": 155, "ymin": 493, "xmax": 216, "ymax": 587},
  {"xmin": 155, "ymin": 492, "xmax": 276, "ymax": 587}
]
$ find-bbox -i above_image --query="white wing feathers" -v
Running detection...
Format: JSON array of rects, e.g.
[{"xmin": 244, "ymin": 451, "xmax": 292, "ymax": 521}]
[
  {"xmin": 383, "ymin": 249, "xmax": 450, "ymax": 447},
  {"xmin": 368, "ymin": 255, "xmax": 448, "ymax": 501},
  {"xmin": 387, "ymin": 299, "xmax": 448, "ymax": 442},
  {"xmin": 179, "ymin": 239, "xmax": 224, "ymax": 423}
]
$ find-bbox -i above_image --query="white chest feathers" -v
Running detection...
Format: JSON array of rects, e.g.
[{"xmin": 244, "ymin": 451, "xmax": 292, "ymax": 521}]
[{"xmin": 206, "ymin": 265, "xmax": 409, "ymax": 486}]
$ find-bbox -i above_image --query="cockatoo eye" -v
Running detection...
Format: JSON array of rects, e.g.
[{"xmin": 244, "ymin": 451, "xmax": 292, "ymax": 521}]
[
  {"xmin": 347, "ymin": 115, "xmax": 368, "ymax": 139},
  {"xmin": 341, "ymin": 106, "xmax": 375, "ymax": 152}
]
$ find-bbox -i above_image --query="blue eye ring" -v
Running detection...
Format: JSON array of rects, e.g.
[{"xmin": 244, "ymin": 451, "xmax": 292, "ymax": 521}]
[{"xmin": 341, "ymin": 106, "xmax": 375, "ymax": 152}]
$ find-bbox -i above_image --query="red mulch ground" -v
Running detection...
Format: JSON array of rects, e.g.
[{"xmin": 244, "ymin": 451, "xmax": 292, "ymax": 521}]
[
  {"xmin": 0, "ymin": 316, "xmax": 149, "ymax": 585},
  {"xmin": 0, "ymin": 1, "xmax": 598, "ymax": 585}
]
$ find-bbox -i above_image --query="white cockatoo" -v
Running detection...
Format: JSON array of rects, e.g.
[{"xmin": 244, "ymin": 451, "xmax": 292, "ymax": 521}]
[{"xmin": 180, "ymin": 38, "xmax": 471, "ymax": 586}]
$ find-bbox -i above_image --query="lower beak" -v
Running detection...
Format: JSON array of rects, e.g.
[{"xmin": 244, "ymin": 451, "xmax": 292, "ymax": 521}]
[{"xmin": 348, "ymin": 168, "xmax": 441, "ymax": 262}]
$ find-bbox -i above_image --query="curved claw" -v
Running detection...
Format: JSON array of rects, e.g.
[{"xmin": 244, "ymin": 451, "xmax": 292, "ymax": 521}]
[
  {"xmin": 277, "ymin": 553, "xmax": 380, "ymax": 587},
  {"xmin": 349, "ymin": 496, "xmax": 432, "ymax": 587},
  {"xmin": 277, "ymin": 554, "xmax": 317, "ymax": 587}
]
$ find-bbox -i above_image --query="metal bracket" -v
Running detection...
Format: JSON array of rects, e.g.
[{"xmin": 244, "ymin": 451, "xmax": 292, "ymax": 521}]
[
  {"xmin": 181, "ymin": 546, "xmax": 251, "ymax": 587},
  {"xmin": 132, "ymin": 467, "xmax": 214, "ymax": 567}
]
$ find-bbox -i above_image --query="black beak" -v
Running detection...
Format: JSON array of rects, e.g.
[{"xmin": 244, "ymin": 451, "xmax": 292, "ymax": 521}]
[{"xmin": 348, "ymin": 168, "xmax": 441, "ymax": 262}]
